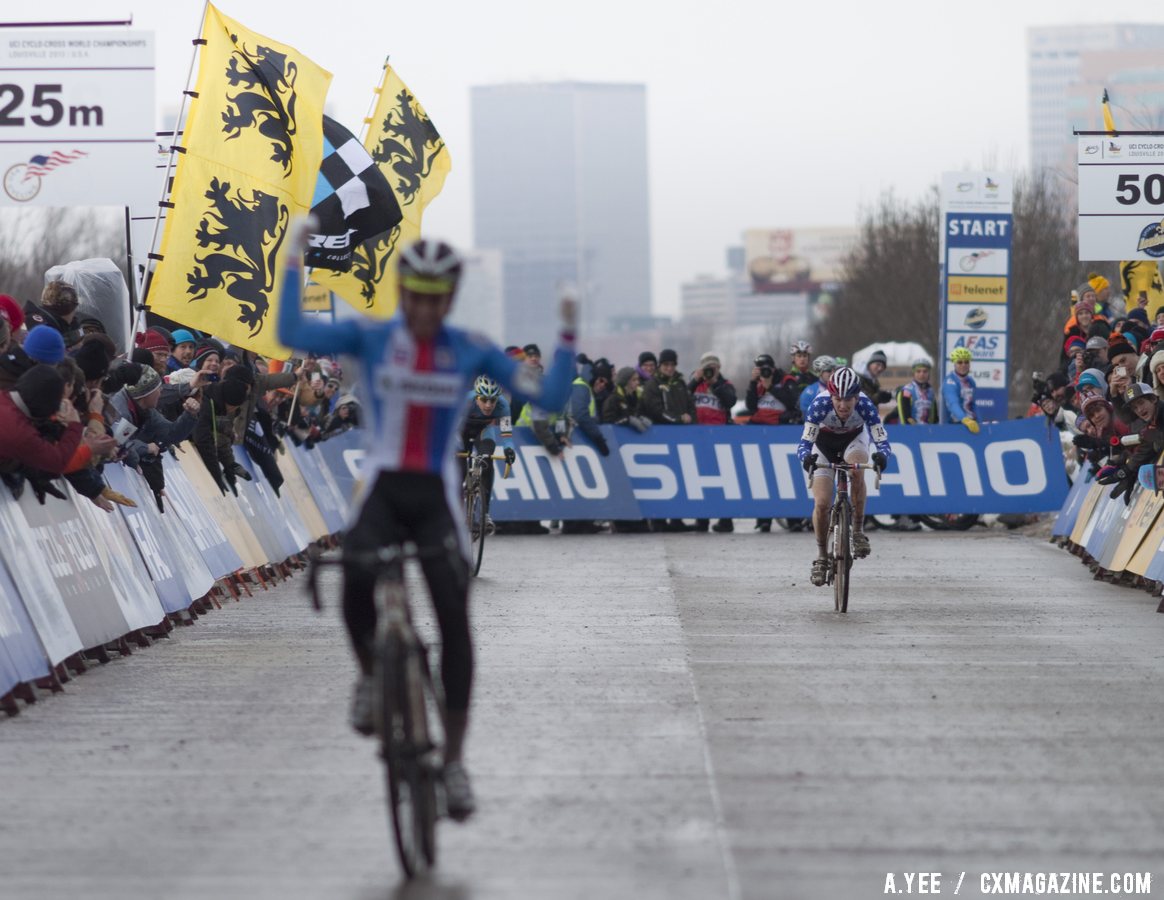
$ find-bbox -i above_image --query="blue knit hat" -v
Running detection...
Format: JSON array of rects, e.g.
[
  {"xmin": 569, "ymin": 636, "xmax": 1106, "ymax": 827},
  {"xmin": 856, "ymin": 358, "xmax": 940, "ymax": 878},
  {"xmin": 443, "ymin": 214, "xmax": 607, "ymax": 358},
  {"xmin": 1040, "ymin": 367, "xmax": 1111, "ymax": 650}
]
[
  {"xmin": 23, "ymin": 324, "xmax": 66, "ymax": 364},
  {"xmin": 171, "ymin": 329, "xmax": 196, "ymax": 346}
]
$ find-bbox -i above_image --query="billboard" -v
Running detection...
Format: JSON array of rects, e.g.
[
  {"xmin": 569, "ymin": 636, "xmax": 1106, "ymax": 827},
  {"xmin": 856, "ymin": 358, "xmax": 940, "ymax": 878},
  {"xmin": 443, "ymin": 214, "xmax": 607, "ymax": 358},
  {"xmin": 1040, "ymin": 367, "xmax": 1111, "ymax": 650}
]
[{"xmin": 743, "ymin": 227, "xmax": 856, "ymax": 293}]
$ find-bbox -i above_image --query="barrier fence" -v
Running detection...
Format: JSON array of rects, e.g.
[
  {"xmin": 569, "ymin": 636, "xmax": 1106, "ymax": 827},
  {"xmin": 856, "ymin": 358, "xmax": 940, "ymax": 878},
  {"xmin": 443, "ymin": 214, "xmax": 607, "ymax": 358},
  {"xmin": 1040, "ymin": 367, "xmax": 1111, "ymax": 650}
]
[
  {"xmin": 1052, "ymin": 461, "xmax": 1164, "ymax": 613},
  {"xmin": 0, "ymin": 432, "xmax": 360, "ymax": 714},
  {"xmin": 2, "ymin": 417, "xmax": 1105, "ymax": 712}
]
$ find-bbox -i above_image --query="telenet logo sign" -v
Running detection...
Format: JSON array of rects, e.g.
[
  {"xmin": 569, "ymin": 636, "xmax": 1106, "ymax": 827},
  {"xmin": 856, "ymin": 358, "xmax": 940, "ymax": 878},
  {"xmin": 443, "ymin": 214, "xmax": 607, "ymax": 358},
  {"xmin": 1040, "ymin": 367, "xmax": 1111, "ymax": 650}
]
[{"xmin": 947, "ymin": 276, "xmax": 1007, "ymax": 304}]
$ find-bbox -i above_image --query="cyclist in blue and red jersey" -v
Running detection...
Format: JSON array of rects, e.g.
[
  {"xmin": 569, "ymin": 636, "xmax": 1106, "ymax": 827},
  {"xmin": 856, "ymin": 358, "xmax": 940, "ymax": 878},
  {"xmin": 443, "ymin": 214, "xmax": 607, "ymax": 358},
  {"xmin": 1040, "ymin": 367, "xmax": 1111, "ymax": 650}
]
[
  {"xmin": 942, "ymin": 347, "xmax": 980, "ymax": 433},
  {"xmin": 279, "ymin": 233, "xmax": 577, "ymax": 821},
  {"xmin": 797, "ymin": 367, "xmax": 891, "ymax": 587}
]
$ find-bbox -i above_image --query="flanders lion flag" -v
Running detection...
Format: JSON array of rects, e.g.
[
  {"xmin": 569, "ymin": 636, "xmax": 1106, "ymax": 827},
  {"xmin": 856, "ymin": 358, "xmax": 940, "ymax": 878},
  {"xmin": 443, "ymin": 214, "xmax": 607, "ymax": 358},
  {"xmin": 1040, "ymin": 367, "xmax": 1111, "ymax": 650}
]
[
  {"xmin": 147, "ymin": 4, "xmax": 331, "ymax": 358},
  {"xmin": 313, "ymin": 62, "xmax": 451, "ymax": 318}
]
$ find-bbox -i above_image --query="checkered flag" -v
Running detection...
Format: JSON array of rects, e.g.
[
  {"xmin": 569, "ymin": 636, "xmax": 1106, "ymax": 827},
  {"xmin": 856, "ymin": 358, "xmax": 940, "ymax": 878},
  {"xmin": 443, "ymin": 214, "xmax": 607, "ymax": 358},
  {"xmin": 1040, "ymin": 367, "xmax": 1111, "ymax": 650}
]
[{"xmin": 306, "ymin": 115, "xmax": 401, "ymax": 271}]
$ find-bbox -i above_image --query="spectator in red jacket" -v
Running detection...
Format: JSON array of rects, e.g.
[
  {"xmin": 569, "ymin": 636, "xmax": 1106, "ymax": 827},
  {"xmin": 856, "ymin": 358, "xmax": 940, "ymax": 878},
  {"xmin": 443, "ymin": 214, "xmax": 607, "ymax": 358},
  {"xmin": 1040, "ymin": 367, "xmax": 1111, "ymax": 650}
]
[{"xmin": 0, "ymin": 365, "xmax": 83, "ymax": 475}]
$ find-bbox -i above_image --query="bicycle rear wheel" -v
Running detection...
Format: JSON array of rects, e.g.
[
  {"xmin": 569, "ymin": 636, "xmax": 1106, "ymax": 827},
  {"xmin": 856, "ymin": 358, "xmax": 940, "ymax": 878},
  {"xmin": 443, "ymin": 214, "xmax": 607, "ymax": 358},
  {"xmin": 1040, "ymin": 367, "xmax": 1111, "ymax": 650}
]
[
  {"xmin": 834, "ymin": 497, "xmax": 851, "ymax": 613},
  {"xmin": 467, "ymin": 484, "xmax": 486, "ymax": 576},
  {"xmin": 919, "ymin": 513, "xmax": 977, "ymax": 531},
  {"xmin": 377, "ymin": 631, "xmax": 438, "ymax": 877}
]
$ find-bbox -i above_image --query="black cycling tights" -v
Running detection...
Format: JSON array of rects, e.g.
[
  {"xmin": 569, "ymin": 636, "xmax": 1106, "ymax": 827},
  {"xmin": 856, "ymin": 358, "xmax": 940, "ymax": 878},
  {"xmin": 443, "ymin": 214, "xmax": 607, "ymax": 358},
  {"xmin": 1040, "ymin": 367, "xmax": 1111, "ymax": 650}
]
[{"xmin": 342, "ymin": 471, "xmax": 472, "ymax": 711}]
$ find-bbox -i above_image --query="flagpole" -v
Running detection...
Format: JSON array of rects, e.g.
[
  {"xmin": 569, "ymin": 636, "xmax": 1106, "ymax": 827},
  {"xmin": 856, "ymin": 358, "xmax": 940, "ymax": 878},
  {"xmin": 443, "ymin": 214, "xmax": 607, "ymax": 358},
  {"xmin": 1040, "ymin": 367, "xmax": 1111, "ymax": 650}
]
[{"xmin": 132, "ymin": 0, "xmax": 209, "ymax": 339}]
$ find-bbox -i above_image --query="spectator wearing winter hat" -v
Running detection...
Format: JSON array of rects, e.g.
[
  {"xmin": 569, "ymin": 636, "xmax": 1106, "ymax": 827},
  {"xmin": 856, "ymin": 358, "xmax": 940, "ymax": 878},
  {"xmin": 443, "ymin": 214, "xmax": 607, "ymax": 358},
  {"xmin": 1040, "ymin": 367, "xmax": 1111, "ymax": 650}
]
[
  {"xmin": 1089, "ymin": 273, "xmax": 1113, "ymax": 310},
  {"xmin": 0, "ymin": 303, "xmax": 11, "ymax": 358},
  {"xmin": 641, "ymin": 349, "xmax": 694, "ymax": 425},
  {"xmin": 688, "ymin": 352, "xmax": 736, "ymax": 534},
  {"xmin": 1134, "ymin": 326, "xmax": 1164, "ymax": 384},
  {"xmin": 225, "ymin": 360, "xmax": 299, "ymax": 494},
  {"xmin": 0, "ymin": 364, "xmax": 83, "ymax": 475},
  {"xmin": 858, "ymin": 348, "xmax": 893, "ymax": 409},
  {"xmin": 167, "ymin": 329, "xmax": 197, "ymax": 372},
  {"xmin": 601, "ymin": 367, "xmax": 648, "ymax": 429},
  {"xmin": 636, "ymin": 350, "xmax": 657, "ymax": 387},
  {"xmin": 1062, "ymin": 335, "xmax": 1086, "ymax": 380},
  {"xmin": 0, "ymin": 294, "xmax": 25, "ymax": 349},
  {"xmin": 191, "ymin": 342, "xmax": 222, "ymax": 378},
  {"xmin": 24, "ymin": 281, "xmax": 82, "ymax": 348},
  {"xmin": 1149, "ymin": 350, "xmax": 1164, "ymax": 404},
  {"xmin": 135, "ymin": 329, "xmax": 172, "ymax": 375},
  {"xmin": 1074, "ymin": 368, "xmax": 1108, "ymax": 404},
  {"xmin": 640, "ymin": 349, "xmax": 695, "ymax": 532},
  {"xmin": 110, "ymin": 364, "xmax": 199, "ymax": 462},
  {"xmin": 22, "ymin": 324, "xmax": 66, "ymax": 365}
]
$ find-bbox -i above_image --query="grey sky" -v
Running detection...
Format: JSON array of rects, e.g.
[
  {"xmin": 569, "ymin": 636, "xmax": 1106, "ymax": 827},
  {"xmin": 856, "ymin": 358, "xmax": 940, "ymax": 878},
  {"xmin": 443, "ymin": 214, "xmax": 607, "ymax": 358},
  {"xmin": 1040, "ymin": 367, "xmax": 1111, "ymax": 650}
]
[{"xmin": 26, "ymin": 1, "xmax": 1164, "ymax": 315}]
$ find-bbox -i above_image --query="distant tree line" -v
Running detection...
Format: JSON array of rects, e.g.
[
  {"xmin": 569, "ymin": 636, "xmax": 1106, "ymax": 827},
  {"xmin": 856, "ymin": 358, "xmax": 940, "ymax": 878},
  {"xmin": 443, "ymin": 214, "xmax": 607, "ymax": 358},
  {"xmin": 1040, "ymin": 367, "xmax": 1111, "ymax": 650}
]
[
  {"xmin": 815, "ymin": 172, "xmax": 1104, "ymax": 416},
  {"xmin": 0, "ymin": 208, "xmax": 126, "ymax": 306}
]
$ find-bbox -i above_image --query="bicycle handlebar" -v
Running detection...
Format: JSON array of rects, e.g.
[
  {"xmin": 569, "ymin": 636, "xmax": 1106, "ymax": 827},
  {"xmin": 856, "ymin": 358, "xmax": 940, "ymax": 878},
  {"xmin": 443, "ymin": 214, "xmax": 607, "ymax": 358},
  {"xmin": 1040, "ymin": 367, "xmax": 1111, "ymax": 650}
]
[
  {"xmin": 456, "ymin": 451, "xmax": 513, "ymax": 478},
  {"xmin": 306, "ymin": 544, "xmax": 447, "ymax": 612},
  {"xmin": 811, "ymin": 460, "xmax": 882, "ymax": 489}
]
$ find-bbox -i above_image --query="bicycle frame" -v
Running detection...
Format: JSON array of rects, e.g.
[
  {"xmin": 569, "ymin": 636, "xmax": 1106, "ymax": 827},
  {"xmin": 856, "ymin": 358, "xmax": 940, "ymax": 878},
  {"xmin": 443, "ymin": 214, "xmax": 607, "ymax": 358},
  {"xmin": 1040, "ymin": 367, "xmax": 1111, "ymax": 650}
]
[{"xmin": 813, "ymin": 461, "xmax": 879, "ymax": 613}]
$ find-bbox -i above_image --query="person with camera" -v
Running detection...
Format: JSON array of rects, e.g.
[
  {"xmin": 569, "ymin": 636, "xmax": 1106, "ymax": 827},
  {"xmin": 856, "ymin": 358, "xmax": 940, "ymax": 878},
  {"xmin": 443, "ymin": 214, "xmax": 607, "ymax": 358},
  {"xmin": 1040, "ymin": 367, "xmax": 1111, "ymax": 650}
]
[
  {"xmin": 746, "ymin": 354, "xmax": 799, "ymax": 425},
  {"xmin": 1097, "ymin": 383, "xmax": 1164, "ymax": 505},
  {"xmin": 688, "ymin": 352, "xmax": 736, "ymax": 534},
  {"xmin": 1028, "ymin": 372, "xmax": 1077, "ymax": 434}
]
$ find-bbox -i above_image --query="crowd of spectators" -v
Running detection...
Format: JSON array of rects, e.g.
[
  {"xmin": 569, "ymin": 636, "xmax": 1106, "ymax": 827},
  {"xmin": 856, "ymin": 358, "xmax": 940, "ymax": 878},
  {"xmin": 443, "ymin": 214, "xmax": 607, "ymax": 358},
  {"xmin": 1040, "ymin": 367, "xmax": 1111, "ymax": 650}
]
[
  {"xmin": 0, "ymin": 281, "xmax": 358, "ymax": 515},
  {"xmin": 1030, "ymin": 272, "xmax": 1164, "ymax": 504}
]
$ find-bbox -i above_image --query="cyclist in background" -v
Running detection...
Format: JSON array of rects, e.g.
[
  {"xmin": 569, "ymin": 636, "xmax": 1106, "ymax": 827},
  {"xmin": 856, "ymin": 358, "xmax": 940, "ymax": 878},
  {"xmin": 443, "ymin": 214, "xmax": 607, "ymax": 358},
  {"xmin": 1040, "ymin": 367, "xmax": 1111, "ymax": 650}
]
[
  {"xmin": 797, "ymin": 367, "xmax": 891, "ymax": 586},
  {"xmin": 788, "ymin": 340, "xmax": 816, "ymax": 395},
  {"xmin": 896, "ymin": 357, "xmax": 937, "ymax": 425},
  {"xmin": 798, "ymin": 355, "xmax": 837, "ymax": 421},
  {"xmin": 461, "ymin": 375, "xmax": 518, "ymax": 535},
  {"xmin": 943, "ymin": 347, "xmax": 980, "ymax": 433},
  {"xmin": 279, "ymin": 236, "xmax": 577, "ymax": 821}
]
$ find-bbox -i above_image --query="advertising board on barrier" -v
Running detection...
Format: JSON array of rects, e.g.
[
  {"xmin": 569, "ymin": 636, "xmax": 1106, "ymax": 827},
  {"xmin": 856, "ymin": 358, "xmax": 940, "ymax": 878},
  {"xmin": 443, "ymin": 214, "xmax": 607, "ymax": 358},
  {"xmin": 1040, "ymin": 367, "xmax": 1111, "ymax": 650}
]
[{"xmin": 486, "ymin": 419, "xmax": 1069, "ymax": 519}]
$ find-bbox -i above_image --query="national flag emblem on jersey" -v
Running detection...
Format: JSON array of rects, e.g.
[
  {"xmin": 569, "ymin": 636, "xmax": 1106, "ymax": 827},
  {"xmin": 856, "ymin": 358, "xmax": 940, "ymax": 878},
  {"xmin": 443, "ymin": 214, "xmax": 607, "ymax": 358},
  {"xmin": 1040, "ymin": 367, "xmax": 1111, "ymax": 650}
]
[{"xmin": 306, "ymin": 115, "xmax": 401, "ymax": 272}]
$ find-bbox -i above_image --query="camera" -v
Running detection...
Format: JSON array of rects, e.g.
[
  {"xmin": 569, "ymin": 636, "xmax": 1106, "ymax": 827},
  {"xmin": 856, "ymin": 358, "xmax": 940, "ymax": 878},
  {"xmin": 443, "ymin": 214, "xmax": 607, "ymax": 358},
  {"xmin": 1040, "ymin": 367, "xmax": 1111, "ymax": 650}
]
[
  {"xmin": 758, "ymin": 365, "xmax": 774, "ymax": 379},
  {"xmin": 702, "ymin": 366, "xmax": 716, "ymax": 380}
]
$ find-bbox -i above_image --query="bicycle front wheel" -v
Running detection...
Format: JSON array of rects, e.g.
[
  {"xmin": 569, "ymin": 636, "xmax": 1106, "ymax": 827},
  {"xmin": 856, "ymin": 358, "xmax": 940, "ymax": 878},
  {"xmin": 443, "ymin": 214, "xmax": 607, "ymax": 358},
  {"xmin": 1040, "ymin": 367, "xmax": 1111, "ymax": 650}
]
[
  {"xmin": 467, "ymin": 484, "xmax": 486, "ymax": 576},
  {"xmin": 377, "ymin": 632, "xmax": 438, "ymax": 877},
  {"xmin": 834, "ymin": 497, "xmax": 851, "ymax": 613}
]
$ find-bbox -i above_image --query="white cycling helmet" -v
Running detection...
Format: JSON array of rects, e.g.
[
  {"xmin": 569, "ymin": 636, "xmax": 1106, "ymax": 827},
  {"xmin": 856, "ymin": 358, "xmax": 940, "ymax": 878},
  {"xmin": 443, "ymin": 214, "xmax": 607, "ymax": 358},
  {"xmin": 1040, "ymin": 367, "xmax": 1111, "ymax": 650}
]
[
  {"xmin": 827, "ymin": 366, "xmax": 862, "ymax": 398},
  {"xmin": 811, "ymin": 355, "xmax": 837, "ymax": 376},
  {"xmin": 791, "ymin": 340, "xmax": 812, "ymax": 354}
]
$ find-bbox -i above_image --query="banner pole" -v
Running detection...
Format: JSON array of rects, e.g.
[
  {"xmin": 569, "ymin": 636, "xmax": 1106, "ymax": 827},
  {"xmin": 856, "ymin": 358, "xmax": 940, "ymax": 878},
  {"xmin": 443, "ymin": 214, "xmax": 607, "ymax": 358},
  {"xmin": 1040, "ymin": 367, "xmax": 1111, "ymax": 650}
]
[{"xmin": 132, "ymin": 0, "xmax": 209, "ymax": 338}]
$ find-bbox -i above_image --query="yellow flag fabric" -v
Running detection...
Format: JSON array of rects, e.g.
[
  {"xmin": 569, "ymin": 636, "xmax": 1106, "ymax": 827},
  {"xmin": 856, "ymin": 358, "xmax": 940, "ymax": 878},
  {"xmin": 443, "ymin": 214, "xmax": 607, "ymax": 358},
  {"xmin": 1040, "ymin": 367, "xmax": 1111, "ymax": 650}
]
[
  {"xmin": 315, "ymin": 62, "xmax": 450, "ymax": 318},
  {"xmin": 147, "ymin": 4, "xmax": 331, "ymax": 358},
  {"xmin": 1121, "ymin": 260, "xmax": 1164, "ymax": 320},
  {"xmin": 1102, "ymin": 88, "xmax": 1117, "ymax": 133}
]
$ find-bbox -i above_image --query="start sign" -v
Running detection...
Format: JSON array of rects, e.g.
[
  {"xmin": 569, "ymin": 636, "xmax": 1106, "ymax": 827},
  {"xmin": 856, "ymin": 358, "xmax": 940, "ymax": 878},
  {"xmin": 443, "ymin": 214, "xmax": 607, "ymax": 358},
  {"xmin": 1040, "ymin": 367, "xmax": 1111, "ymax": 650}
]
[{"xmin": 1077, "ymin": 135, "xmax": 1164, "ymax": 261}]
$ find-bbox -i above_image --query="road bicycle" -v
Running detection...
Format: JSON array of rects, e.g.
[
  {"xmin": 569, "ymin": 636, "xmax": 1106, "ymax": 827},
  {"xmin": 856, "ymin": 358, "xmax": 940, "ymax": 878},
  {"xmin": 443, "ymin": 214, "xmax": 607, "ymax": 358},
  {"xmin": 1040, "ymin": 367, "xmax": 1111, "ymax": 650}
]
[
  {"xmin": 814, "ymin": 461, "xmax": 879, "ymax": 613},
  {"xmin": 457, "ymin": 438, "xmax": 511, "ymax": 576},
  {"xmin": 308, "ymin": 545, "xmax": 446, "ymax": 878}
]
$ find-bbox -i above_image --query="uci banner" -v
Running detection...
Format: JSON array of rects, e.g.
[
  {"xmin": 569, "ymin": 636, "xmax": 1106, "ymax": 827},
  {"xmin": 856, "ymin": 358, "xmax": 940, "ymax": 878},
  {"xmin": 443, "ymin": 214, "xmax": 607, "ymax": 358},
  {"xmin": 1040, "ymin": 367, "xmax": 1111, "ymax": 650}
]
[{"xmin": 485, "ymin": 418, "xmax": 1068, "ymax": 520}]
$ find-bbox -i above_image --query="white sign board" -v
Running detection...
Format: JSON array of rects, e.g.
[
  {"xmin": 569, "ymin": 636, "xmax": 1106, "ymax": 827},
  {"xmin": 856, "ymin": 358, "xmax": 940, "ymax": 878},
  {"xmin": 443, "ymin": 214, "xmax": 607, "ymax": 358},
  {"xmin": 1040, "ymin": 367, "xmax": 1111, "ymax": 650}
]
[
  {"xmin": 1077, "ymin": 135, "xmax": 1164, "ymax": 261},
  {"xmin": 0, "ymin": 30, "xmax": 154, "ymax": 208}
]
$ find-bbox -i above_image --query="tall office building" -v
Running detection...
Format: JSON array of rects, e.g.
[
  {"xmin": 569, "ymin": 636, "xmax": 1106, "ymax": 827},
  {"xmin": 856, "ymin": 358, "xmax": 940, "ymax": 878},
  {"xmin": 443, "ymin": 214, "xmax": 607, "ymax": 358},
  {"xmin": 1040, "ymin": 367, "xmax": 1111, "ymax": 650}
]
[
  {"xmin": 471, "ymin": 82, "xmax": 652, "ymax": 347},
  {"xmin": 1028, "ymin": 24, "xmax": 1164, "ymax": 171}
]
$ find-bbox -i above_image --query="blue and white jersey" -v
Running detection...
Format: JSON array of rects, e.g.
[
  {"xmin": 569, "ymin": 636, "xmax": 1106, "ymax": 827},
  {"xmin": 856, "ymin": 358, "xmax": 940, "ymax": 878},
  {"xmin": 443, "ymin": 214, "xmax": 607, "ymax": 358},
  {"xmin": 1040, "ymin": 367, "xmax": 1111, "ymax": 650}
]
[
  {"xmin": 799, "ymin": 380, "xmax": 825, "ymax": 420},
  {"xmin": 278, "ymin": 272, "xmax": 574, "ymax": 488},
  {"xmin": 462, "ymin": 391, "xmax": 514, "ymax": 453},
  {"xmin": 796, "ymin": 392, "xmax": 891, "ymax": 461},
  {"xmin": 942, "ymin": 371, "xmax": 977, "ymax": 423}
]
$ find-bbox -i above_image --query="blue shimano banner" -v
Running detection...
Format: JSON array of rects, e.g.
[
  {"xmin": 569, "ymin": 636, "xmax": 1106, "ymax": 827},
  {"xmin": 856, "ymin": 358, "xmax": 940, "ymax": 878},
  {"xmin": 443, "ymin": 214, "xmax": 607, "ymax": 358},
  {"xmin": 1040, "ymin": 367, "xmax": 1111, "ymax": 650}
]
[{"xmin": 490, "ymin": 418, "xmax": 1069, "ymax": 519}]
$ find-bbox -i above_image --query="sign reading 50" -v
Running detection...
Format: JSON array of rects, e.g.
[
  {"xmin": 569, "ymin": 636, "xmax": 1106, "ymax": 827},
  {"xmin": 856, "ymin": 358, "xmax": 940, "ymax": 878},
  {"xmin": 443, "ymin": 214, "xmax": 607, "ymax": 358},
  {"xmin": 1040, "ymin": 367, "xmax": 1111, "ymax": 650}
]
[{"xmin": 1115, "ymin": 173, "xmax": 1164, "ymax": 207}]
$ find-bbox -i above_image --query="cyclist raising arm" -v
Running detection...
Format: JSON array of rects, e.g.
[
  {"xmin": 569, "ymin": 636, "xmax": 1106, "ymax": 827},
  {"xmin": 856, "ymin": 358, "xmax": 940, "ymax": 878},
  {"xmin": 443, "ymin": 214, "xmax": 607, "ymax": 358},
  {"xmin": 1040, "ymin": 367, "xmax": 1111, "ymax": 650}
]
[
  {"xmin": 279, "ymin": 234, "xmax": 578, "ymax": 821},
  {"xmin": 943, "ymin": 347, "xmax": 980, "ymax": 433},
  {"xmin": 796, "ymin": 367, "xmax": 891, "ymax": 587}
]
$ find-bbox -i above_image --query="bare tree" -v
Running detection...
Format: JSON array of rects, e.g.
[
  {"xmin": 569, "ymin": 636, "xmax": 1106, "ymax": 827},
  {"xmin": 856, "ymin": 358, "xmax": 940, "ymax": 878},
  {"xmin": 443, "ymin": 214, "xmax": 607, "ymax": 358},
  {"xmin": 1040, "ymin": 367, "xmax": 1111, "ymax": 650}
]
[
  {"xmin": 815, "ymin": 188, "xmax": 940, "ymax": 360},
  {"xmin": 0, "ymin": 208, "xmax": 125, "ymax": 305},
  {"xmin": 820, "ymin": 176, "xmax": 1110, "ymax": 416}
]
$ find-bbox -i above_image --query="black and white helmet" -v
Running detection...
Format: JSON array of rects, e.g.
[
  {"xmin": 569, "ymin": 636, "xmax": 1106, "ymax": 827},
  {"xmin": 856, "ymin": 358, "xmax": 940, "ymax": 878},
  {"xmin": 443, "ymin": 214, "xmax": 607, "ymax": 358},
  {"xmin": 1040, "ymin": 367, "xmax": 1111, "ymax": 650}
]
[
  {"xmin": 397, "ymin": 238, "xmax": 463, "ymax": 288},
  {"xmin": 790, "ymin": 340, "xmax": 812, "ymax": 354}
]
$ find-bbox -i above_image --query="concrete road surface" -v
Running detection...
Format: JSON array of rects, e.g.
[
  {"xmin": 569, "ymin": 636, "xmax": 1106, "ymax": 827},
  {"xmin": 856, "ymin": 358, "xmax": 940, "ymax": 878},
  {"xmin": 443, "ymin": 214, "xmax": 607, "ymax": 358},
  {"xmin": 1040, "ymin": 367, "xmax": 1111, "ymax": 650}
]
[{"xmin": 1, "ymin": 527, "xmax": 1161, "ymax": 900}]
